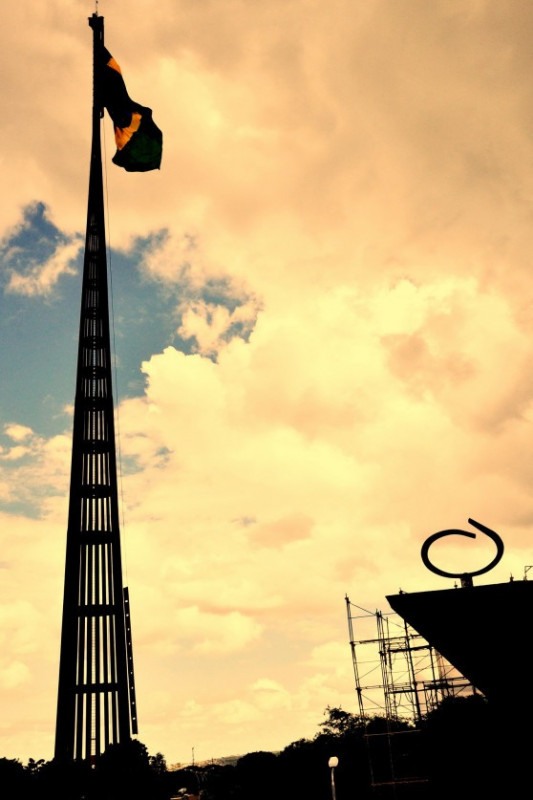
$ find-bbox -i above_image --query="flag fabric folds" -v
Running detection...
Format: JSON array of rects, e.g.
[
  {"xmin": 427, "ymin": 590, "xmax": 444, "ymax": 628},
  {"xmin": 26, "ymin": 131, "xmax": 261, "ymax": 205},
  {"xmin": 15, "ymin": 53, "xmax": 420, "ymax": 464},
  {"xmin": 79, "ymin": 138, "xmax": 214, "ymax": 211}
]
[{"xmin": 99, "ymin": 47, "xmax": 163, "ymax": 172}]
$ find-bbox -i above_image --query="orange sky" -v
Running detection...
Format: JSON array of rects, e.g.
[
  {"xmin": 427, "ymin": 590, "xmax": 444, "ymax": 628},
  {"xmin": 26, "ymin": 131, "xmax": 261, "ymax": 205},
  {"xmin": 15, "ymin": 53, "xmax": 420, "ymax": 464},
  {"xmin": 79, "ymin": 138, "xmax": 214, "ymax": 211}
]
[{"xmin": 1, "ymin": 0, "xmax": 533, "ymax": 766}]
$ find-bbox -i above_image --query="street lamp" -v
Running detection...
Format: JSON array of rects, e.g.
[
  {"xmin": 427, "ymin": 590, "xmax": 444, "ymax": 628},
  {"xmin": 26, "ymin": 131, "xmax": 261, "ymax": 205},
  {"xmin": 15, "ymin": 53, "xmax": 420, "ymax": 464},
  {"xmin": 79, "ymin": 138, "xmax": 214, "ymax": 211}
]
[{"xmin": 328, "ymin": 756, "xmax": 339, "ymax": 800}]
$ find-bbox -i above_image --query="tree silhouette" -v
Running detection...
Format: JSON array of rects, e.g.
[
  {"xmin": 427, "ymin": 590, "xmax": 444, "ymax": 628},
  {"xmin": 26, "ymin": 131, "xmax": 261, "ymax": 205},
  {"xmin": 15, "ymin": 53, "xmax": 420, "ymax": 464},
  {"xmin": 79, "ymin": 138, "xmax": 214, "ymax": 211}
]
[{"xmin": 0, "ymin": 700, "xmax": 521, "ymax": 799}]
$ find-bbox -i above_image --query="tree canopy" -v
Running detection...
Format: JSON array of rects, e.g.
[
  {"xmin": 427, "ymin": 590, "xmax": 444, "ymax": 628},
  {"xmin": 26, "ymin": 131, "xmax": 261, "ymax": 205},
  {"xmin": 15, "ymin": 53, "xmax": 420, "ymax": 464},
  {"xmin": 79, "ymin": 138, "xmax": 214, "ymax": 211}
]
[{"xmin": 0, "ymin": 699, "xmax": 524, "ymax": 799}]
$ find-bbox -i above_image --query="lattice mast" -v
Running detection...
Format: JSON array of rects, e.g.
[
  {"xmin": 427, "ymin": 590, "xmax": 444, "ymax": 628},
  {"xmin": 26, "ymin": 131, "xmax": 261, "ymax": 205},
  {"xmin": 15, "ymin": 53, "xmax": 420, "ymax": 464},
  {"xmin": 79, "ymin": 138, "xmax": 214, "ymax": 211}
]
[{"xmin": 55, "ymin": 13, "xmax": 137, "ymax": 763}]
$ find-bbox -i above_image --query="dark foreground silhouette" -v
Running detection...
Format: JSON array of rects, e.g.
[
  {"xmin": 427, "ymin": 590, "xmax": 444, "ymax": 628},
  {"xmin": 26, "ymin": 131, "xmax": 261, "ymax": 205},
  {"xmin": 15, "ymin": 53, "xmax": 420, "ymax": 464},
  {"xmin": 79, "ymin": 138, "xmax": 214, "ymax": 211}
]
[{"xmin": 0, "ymin": 697, "xmax": 525, "ymax": 799}]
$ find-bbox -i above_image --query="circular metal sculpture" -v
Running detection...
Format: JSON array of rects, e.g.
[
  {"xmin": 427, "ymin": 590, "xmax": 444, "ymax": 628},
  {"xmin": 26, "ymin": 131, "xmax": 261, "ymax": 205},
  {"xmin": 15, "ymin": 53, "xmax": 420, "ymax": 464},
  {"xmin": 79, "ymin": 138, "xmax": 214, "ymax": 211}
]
[{"xmin": 421, "ymin": 517, "xmax": 504, "ymax": 587}]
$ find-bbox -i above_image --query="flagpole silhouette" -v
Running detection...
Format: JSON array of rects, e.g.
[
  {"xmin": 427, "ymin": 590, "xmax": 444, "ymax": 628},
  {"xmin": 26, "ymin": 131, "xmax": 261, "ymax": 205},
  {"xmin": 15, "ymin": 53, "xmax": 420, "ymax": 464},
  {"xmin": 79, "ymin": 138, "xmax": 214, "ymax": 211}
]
[{"xmin": 54, "ymin": 12, "xmax": 138, "ymax": 762}]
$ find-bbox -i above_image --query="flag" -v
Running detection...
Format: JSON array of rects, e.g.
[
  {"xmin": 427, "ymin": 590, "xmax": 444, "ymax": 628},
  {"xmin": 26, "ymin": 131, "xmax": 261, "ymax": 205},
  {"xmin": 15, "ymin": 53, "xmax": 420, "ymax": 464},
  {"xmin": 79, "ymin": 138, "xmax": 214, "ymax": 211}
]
[{"xmin": 99, "ymin": 47, "xmax": 163, "ymax": 172}]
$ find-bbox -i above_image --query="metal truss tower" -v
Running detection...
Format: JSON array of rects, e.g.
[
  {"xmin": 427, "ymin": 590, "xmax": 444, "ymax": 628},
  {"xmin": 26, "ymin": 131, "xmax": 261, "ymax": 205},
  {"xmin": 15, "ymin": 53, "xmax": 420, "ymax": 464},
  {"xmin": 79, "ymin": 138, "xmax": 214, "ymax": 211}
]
[
  {"xmin": 54, "ymin": 13, "xmax": 138, "ymax": 763},
  {"xmin": 345, "ymin": 595, "xmax": 475, "ymax": 794}
]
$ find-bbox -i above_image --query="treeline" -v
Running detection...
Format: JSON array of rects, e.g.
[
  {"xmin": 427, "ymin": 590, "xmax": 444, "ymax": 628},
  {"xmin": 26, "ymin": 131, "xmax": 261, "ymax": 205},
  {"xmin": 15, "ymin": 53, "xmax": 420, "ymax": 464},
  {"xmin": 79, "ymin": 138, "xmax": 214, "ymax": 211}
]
[{"xmin": 0, "ymin": 696, "xmax": 523, "ymax": 799}]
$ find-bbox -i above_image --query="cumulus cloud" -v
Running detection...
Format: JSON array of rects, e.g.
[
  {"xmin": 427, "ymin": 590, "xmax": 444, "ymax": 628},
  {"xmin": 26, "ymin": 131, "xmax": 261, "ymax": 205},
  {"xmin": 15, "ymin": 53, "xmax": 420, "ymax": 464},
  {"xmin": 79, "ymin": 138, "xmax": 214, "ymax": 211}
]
[
  {"xmin": 6, "ymin": 241, "xmax": 80, "ymax": 297},
  {"xmin": 178, "ymin": 299, "xmax": 258, "ymax": 357},
  {"xmin": 3, "ymin": 0, "xmax": 533, "ymax": 768},
  {"xmin": 0, "ymin": 661, "xmax": 31, "ymax": 691},
  {"xmin": 3, "ymin": 424, "xmax": 34, "ymax": 443},
  {"xmin": 0, "ymin": 427, "xmax": 70, "ymax": 513}
]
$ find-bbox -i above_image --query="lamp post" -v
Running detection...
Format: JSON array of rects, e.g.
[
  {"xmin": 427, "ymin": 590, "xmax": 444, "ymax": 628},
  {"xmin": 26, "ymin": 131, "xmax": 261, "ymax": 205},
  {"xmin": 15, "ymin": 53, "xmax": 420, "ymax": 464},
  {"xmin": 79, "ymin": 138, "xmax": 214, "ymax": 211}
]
[{"xmin": 328, "ymin": 756, "xmax": 339, "ymax": 800}]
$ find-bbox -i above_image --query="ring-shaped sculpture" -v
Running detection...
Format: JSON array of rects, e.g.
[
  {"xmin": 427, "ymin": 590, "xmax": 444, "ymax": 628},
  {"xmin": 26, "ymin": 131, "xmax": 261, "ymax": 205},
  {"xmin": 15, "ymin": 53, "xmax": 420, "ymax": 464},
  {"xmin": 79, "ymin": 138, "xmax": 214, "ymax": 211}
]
[{"xmin": 421, "ymin": 518, "xmax": 504, "ymax": 586}]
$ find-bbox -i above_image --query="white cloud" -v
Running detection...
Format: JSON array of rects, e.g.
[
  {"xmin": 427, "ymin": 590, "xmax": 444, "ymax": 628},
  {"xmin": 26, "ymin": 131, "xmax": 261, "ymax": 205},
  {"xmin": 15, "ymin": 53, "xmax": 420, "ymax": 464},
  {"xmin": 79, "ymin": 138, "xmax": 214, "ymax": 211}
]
[
  {"xmin": 6, "ymin": 241, "xmax": 80, "ymax": 297},
  {"xmin": 3, "ymin": 424, "xmax": 34, "ymax": 443},
  {"xmin": 177, "ymin": 299, "xmax": 259, "ymax": 357},
  {"xmin": 0, "ymin": 661, "xmax": 31, "ymax": 691},
  {"xmin": 3, "ymin": 0, "xmax": 533, "ymax": 768}
]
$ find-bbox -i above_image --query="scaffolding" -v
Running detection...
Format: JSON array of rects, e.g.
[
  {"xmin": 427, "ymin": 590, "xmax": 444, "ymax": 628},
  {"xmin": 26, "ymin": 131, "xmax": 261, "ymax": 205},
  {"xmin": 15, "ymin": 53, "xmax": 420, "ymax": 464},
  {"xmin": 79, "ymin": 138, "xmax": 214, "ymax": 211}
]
[{"xmin": 345, "ymin": 595, "xmax": 477, "ymax": 795}]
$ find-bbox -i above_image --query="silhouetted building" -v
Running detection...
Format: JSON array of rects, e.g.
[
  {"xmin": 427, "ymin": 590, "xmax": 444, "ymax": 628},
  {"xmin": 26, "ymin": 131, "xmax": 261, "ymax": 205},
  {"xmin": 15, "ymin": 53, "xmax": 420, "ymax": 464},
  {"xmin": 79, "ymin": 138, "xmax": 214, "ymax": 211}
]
[
  {"xmin": 387, "ymin": 577, "xmax": 533, "ymax": 793},
  {"xmin": 387, "ymin": 578, "xmax": 533, "ymax": 713}
]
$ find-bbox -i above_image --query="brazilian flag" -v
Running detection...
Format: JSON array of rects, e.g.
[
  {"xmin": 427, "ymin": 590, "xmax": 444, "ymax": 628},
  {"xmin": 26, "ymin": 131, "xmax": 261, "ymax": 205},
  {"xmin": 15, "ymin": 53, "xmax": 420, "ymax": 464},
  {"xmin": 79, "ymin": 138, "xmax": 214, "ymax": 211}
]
[{"xmin": 99, "ymin": 47, "xmax": 163, "ymax": 172}]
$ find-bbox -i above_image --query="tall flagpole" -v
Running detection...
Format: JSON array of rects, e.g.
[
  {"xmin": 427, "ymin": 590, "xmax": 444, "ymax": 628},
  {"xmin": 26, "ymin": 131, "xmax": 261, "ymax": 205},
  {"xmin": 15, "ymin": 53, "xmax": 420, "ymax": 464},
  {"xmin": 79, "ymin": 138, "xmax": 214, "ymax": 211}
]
[{"xmin": 54, "ymin": 12, "xmax": 138, "ymax": 763}]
